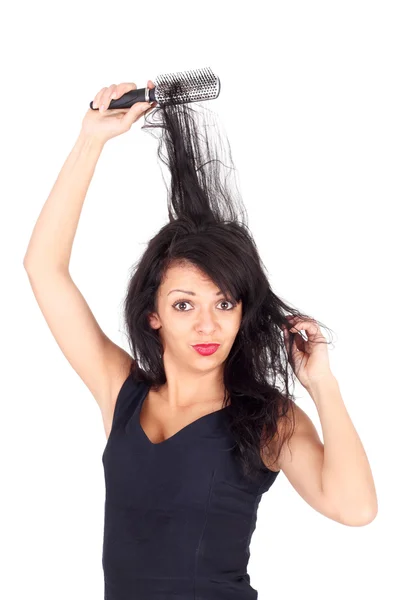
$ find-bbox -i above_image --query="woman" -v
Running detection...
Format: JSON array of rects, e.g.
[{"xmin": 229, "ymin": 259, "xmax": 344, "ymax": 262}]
[{"xmin": 23, "ymin": 79, "xmax": 377, "ymax": 600}]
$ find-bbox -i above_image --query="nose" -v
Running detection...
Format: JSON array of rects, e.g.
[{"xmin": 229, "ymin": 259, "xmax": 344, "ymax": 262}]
[{"xmin": 195, "ymin": 311, "xmax": 218, "ymax": 335}]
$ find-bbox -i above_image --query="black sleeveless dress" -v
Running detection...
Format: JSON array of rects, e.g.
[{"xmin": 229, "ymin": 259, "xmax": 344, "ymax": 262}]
[{"xmin": 102, "ymin": 371, "xmax": 280, "ymax": 600}]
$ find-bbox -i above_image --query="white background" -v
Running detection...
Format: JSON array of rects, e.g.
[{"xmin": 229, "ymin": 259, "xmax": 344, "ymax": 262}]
[{"xmin": 2, "ymin": 1, "xmax": 397, "ymax": 598}]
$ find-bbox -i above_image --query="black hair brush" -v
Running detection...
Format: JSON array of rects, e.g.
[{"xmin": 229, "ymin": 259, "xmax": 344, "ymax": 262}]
[{"xmin": 89, "ymin": 67, "xmax": 220, "ymax": 111}]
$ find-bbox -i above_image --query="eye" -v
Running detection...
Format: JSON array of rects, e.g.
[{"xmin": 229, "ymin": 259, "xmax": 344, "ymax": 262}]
[{"xmin": 172, "ymin": 298, "xmax": 236, "ymax": 312}]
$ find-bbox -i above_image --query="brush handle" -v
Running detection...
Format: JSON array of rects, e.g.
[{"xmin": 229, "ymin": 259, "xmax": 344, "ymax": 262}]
[{"xmin": 89, "ymin": 87, "xmax": 156, "ymax": 110}]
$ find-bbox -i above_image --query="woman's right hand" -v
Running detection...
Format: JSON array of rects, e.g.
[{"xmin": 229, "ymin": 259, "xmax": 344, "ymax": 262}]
[{"xmin": 81, "ymin": 80, "xmax": 157, "ymax": 145}]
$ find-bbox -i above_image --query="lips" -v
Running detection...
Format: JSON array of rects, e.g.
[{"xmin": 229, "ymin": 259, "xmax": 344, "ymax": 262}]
[{"xmin": 191, "ymin": 344, "xmax": 220, "ymax": 356}]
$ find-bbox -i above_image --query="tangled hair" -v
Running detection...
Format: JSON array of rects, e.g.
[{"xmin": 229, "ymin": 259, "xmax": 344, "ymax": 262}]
[{"xmin": 122, "ymin": 79, "xmax": 334, "ymax": 481}]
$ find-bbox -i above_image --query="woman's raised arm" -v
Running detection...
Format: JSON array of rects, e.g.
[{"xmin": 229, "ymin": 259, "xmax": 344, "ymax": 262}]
[{"xmin": 23, "ymin": 82, "xmax": 155, "ymax": 422}]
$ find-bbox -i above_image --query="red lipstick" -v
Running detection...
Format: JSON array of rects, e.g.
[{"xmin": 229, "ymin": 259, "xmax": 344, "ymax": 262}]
[{"xmin": 191, "ymin": 344, "xmax": 220, "ymax": 356}]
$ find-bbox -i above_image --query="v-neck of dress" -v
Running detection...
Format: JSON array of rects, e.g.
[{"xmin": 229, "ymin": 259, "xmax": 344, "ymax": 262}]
[{"xmin": 136, "ymin": 383, "xmax": 230, "ymax": 447}]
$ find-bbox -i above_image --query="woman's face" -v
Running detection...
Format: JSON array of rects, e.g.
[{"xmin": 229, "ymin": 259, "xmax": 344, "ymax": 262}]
[{"xmin": 148, "ymin": 263, "xmax": 242, "ymax": 368}]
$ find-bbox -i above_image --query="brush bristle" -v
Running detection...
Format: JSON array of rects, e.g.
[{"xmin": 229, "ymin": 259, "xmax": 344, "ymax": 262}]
[{"xmin": 153, "ymin": 67, "xmax": 220, "ymax": 105}]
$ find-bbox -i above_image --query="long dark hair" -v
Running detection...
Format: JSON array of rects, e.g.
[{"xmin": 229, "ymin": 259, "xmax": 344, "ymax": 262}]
[{"xmin": 122, "ymin": 80, "xmax": 334, "ymax": 480}]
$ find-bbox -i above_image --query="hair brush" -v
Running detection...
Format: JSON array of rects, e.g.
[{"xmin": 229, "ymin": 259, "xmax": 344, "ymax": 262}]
[{"xmin": 89, "ymin": 67, "xmax": 220, "ymax": 111}]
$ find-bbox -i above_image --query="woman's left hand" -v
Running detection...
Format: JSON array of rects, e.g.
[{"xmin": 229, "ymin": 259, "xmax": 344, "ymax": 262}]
[{"xmin": 281, "ymin": 316, "xmax": 333, "ymax": 390}]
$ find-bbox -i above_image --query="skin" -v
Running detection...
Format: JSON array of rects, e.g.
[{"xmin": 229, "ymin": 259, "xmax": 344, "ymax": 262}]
[{"xmin": 146, "ymin": 261, "xmax": 242, "ymax": 415}]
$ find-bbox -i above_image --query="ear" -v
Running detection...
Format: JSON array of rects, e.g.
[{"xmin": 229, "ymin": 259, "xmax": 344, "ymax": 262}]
[{"xmin": 148, "ymin": 311, "xmax": 161, "ymax": 330}]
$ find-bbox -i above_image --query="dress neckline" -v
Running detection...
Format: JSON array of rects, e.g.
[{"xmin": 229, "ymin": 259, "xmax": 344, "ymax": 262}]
[{"xmin": 136, "ymin": 383, "xmax": 230, "ymax": 447}]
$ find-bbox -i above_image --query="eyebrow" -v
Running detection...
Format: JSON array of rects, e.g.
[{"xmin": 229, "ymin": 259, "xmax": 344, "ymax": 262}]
[{"xmin": 167, "ymin": 289, "xmax": 224, "ymax": 297}]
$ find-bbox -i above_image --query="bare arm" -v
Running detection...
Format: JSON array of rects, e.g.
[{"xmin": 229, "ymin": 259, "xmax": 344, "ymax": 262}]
[
  {"xmin": 23, "ymin": 81, "xmax": 155, "ymax": 429},
  {"xmin": 23, "ymin": 132, "xmax": 104, "ymax": 271},
  {"xmin": 23, "ymin": 130, "xmax": 133, "ymax": 415}
]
